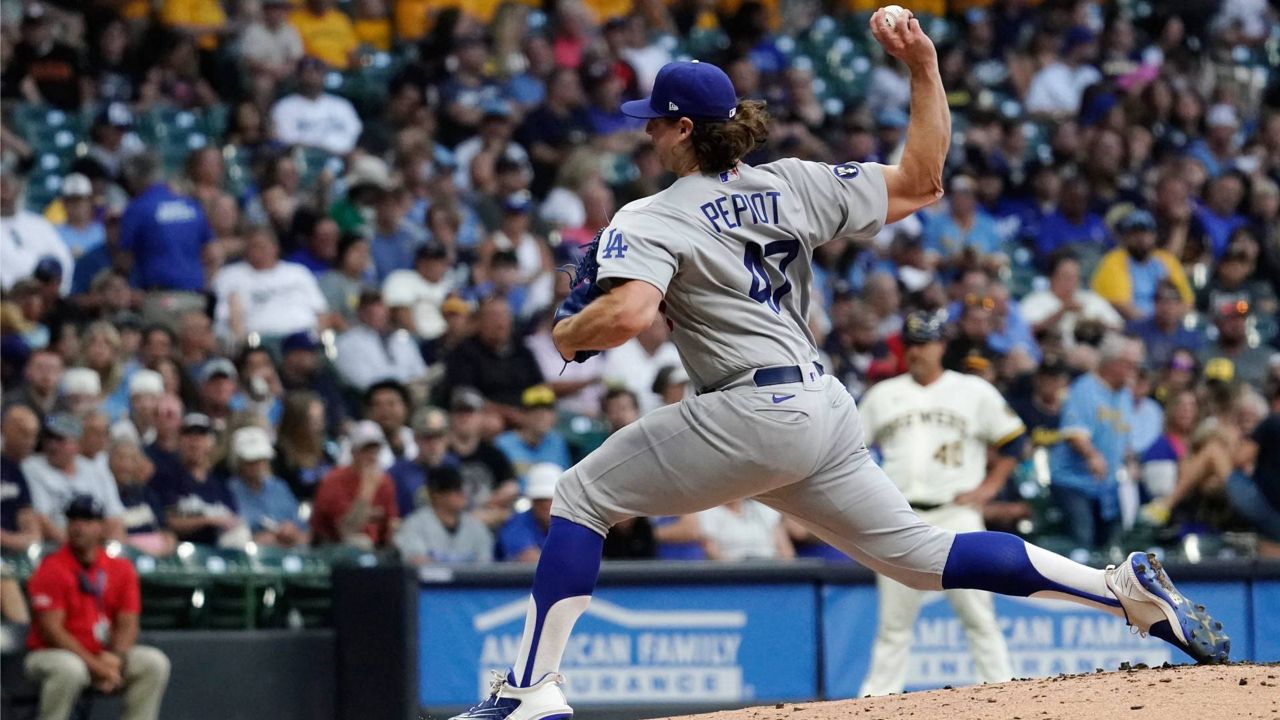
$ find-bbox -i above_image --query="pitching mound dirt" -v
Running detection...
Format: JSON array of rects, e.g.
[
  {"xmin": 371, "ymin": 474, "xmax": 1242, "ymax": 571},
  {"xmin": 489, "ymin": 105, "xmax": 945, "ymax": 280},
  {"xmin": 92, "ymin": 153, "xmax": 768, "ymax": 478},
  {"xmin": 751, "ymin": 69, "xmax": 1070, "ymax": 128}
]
[{"xmin": 654, "ymin": 663, "xmax": 1280, "ymax": 720}]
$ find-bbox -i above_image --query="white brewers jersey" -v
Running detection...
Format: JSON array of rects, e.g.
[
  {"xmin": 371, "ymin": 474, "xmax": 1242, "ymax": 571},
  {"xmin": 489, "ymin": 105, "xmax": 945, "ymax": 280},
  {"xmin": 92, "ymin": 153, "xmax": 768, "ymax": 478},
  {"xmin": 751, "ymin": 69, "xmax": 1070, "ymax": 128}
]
[
  {"xmin": 857, "ymin": 370, "xmax": 1025, "ymax": 505},
  {"xmin": 593, "ymin": 159, "xmax": 888, "ymax": 391}
]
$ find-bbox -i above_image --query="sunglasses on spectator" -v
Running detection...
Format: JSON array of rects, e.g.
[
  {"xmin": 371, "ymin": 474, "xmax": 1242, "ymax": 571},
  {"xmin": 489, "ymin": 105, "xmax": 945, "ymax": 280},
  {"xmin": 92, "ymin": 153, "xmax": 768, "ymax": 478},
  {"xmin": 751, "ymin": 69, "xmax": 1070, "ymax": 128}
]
[{"xmin": 963, "ymin": 294, "xmax": 995, "ymax": 311}]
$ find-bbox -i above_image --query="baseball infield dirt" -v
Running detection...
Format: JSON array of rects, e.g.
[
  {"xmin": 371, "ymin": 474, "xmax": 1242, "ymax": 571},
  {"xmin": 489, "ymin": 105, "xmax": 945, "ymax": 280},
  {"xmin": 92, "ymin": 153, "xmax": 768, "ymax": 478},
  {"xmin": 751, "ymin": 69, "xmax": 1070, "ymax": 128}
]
[{"xmin": 655, "ymin": 663, "xmax": 1280, "ymax": 720}]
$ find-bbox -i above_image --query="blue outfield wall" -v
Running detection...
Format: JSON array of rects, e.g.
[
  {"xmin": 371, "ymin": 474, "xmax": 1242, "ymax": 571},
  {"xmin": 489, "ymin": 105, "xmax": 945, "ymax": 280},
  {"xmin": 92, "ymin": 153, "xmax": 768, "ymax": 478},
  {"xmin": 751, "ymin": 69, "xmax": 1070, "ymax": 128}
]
[{"xmin": 416, "ymin": 561, "xmax": 1279, "ymax": 707}]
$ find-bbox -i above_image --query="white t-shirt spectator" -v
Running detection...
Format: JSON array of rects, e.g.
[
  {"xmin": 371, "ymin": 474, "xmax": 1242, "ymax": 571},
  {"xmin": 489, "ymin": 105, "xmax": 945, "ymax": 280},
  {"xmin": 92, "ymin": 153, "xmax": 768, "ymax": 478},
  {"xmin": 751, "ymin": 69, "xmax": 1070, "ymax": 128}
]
[
  {"xmin": 382, "ymin": 269, "xmax": 451, "ymax": 340},
  {"xmin": 22, "ymin": 454, "xmax": 125, "ymax": 530},
  {"xmin": 1019, "ymin": 287, "xmax": 1123, "ymax": 346},
  {"xmin": 603, "ymin": 338, "xmax": 682, "ymax": 415},
  {"xmin": 212, "ymin": 259, "xmax": 329, "ymax": 340},
  {"xmin": 333, "ymin": 325, "xmax": 428, "ymax": 390},
  {"xmin": 239, "ymin": 21, "xmax": 304, "ymax": 70},
  {"xmin": 394, "ymin": 506, "xmax": 493, "ymax": 564},
  {"xmin": 0, "ymin": 210, "xmax": 74, "ymax": 294},
  {"xmin": 698, "ymin": 501, "xmax": 782, "ymax": 561},
  {"xmin": 1024, "ymin": 62, "xmax": 1102, "ymax": 116},
  {"xmin": 270, "ymin": 92, "xmax": 363, "ymax": 155}
]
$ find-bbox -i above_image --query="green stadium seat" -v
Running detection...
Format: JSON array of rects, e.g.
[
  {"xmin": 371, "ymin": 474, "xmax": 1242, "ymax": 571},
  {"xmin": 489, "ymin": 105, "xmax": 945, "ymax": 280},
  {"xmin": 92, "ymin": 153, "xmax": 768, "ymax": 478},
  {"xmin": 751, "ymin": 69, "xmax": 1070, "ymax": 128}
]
[{"xmin": 139, "ymin": 571, "xmax": 208, "ymax": 630}]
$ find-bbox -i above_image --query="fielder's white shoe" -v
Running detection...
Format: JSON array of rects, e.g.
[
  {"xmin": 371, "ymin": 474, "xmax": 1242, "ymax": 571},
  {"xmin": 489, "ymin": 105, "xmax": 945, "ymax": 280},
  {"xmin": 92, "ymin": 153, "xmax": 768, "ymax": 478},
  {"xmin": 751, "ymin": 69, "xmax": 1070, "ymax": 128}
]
[
  {"xmin": 449, "ymin": 670, "xmax": 573, "ymax": 720},
  {"xmin": 1104, "ymin": 551, "xmax": 1230, "ymax": 664}
]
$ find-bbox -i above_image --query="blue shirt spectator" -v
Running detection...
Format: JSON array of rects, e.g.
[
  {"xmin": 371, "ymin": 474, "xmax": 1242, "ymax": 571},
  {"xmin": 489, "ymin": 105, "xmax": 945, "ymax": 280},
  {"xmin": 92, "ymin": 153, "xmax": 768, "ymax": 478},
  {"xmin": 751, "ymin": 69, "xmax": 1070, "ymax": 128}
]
[
  {"xmin": 228, "ymin": 473, "xmax": 302, "ymax": 534},
  {"xmin": 387, "ymin": 454, "xmax": 460, "ymax": 518},
  {"xmin": 987, "ymin": 295, "xmax": 1041, "ymax": 362},
  {"xmin": 1192, "ymin": 205, "xmax": 1247, "ymax": 260},
  {"xmin": 370, "ymin": 218, "xmax": 427, "ymax": 281},
  {"xmin": 1034, "ymin": 210, "xmax": 1110, "ymax": 264},
  {"xmin": 496, "ymin": 509, "xmax": 548, "ymax": 561},
  {"xmin": 1126, "ymin": 285, "xmax": 1204, "ymax": 368},
  {"xmin": 119, "ymin": 180, "xmax": 212, "ymax": 291},
  {"xmin": 921, "ymin": 197, "xmax": 1002, "ymax": 258},
  {"xmin": 650, "ymin": 516, "xmax": 707, "ymax": 560},
  {"xmin": 226, "ymin": 427, "xmax": 307, "ymax": 545}
]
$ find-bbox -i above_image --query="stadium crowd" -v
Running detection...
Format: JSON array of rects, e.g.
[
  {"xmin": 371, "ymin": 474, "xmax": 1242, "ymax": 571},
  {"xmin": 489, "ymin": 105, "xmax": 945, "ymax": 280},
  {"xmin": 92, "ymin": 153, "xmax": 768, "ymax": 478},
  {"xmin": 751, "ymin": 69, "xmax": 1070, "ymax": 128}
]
[{"xmin": 0, "ymin": 0, "xmax": 1279, "ymax": 577}]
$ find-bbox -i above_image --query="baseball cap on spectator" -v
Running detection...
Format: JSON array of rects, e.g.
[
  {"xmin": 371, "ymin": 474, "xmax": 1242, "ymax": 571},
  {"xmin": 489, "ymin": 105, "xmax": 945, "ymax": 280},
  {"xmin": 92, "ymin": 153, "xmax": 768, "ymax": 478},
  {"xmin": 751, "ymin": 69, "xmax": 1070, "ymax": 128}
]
[
  {"xmin": 96, "ymin": 102, "xmax": 134, "ymax": 129},
  {"xmin": 45, "ymin": 413, "xmax": 83, "ymax": 440},
  {"xmin": 33, "ymin": 256, "xmax": 63, "ymax": 283},
  {"xmin": 1204, "ymin": 357, "xmax": 1235, "ymax": 384},
  {"xmin": 281, "ymin": 330, "xmax": 323, "ymax": 355},
  {"xmin": 60, "ymin": 173, "xmax": 93, "ymax": 198},
  {"xmin": 415, "ymin": 241, "xmax": 449, "ymax": 262},
  {"xmin": 441, "ymin": 296, "xmax": 472, "ymax": 317},
  {"xmin": 181, "ymin": 413, "xmax": 214, "ymax": 434},
  {"xmin": 1036, "ymin": 358, "xmax": 1071, "ymax": 377},
  {"xmin": 1206, "ymin": 104, "xmax": 1240, "ymax": 129},
  {"xmin": 343, "ymin": 155, "xmax": 394, "ymax": 193},
  {"xmin": 902, "ymin": 311, "xmax": 945, "ymax": 345},
  {"xmin": 450, "ymin": 386, "xmax": 485, "ymax": 412},
  {"xmin": 427, "ymin": 465, "xmax": 464, "ymax": 494},
  {"xmin": 348, "ymin": 419, "xmax": 385, "ymax": 449},
  {"xmin": 1061, "ymin": 26, "xmax": 1095, "ymax": 52},
  {"xmin": 525, "ymin": 463, "xmax": 563, "ymax": 500},
  {"xmin": 412, "ymin": 406, "xmax": 450, "ymax": 437},
  {"xmin": 482, "ymin": 99, "xmax": 514, "ymax": 120},
  {"xmin": 129, "ymin": 369, "xmax": 165, "ymax": 396},
  {"xmin": 199, "ymin": 357, "xmax": 238, "ymax": 384},
  {"xmin": 61, "ymin": 367, "xmax": 102, "ymax": 396},
  {"xmin": 298, "ymin": 55, "xmax": 328, "ymax": 72},
  {"xmin": 1116, "ymin": 208, "xmax": 1156, "ymax": 233},
  {"xmin": 23, "ymin": 3, "xmax": 47, "ymax": 24},
  {"xmin": 949, "ymin": 175, "xmax": 977, "ymax": 194},
  {"xmin": 621, "ymin": 61, "xmax": 737, "ymax": 122},
  {"xmin": 65, "ymin": 495, "xmax": 105, "ymax": 521},
  {"xmin": 502, "ymin": 190, "xmax": 533, "ymax": 214},
  {"xmin": 232, "ymin": 426, "xmax": 275, "ymax": 462},
  {"xmin": 521, "ymin": 385, "xmax": 557, "ymax": 409},
  {"xmin": 875, "ymin": 108, "xmax": 909, "ymax": 130}
]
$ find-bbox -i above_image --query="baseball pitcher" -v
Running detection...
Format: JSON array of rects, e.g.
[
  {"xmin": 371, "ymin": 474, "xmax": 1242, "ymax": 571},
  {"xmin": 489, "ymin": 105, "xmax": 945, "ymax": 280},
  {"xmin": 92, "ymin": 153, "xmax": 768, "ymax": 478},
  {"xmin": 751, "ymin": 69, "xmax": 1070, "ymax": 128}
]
[
  {"xmin": 857, "ymin": 311, "xmax": 1023, "ymax": 696},
  {"xmin": 453, "ymin": 10, "xmax": 1228, "ymax": 719}
]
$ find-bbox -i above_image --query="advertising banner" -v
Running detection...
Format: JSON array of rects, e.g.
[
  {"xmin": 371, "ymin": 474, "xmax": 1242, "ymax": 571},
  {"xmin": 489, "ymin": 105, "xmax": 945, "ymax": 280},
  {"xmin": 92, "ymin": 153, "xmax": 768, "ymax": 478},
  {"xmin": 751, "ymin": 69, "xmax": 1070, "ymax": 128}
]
[
  {"xmin": 419, "ymin": 584, "xmax": 817, "ymax": 706},
  {"xmin": 1252, "ymin": 580, "xmax": 1280, "ymax": 662},
  {"xmin": 822, "ymin": 581, "xmax": 1251, "ymax": 698}
]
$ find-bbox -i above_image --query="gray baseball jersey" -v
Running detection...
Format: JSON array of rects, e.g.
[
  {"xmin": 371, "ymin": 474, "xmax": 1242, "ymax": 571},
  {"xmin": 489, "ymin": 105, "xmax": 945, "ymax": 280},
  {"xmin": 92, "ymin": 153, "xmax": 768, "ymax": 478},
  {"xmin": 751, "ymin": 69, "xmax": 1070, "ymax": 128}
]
[{"xmin": 594, "ymin": 159, "xmax": 887, "ymax": 390}]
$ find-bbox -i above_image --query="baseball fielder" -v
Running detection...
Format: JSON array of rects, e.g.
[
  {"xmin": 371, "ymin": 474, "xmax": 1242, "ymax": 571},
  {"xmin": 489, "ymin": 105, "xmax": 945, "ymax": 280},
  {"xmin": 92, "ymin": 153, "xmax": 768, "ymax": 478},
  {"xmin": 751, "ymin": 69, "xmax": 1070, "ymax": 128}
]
[
  {"xmin": 857, "ymin": 311, "xmax": 1022, "ymax": 696},
  {"xmin": 454, "ymin": 10, "xmax": 1229, "ymax": 719}
]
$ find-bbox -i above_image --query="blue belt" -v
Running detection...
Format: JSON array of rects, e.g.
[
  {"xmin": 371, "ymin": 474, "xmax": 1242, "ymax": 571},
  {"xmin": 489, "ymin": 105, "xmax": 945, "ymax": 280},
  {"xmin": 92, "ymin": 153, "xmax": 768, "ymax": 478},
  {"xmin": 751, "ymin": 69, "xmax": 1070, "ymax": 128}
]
[{"xmin": 751, "ymin": 362, "xmax": 824, "ymax": 388}]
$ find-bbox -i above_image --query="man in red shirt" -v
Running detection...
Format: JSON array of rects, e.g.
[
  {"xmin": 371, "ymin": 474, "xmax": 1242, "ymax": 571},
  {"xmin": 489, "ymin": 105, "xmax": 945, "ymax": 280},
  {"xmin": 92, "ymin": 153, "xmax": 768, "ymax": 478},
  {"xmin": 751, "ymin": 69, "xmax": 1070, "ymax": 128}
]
[
  {"xmin": 311, "ymin": 421, "xmax": 399, "ymax": 548},
  {"xmin": 25, "ymin": 495, "xmax": 170, "ymax": 720}
]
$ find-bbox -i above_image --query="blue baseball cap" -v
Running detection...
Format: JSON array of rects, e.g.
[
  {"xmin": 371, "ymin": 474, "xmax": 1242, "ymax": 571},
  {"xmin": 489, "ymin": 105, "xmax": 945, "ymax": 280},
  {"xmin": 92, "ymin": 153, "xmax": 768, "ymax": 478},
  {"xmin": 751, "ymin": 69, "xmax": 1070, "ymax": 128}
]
[
  {"xmin": 620, "ymin": 61, "xmax": 738, "ymax": 122},
  {"xmin": 1116, "ymin": 208, "xmax": 1156, "ymax": 233}
]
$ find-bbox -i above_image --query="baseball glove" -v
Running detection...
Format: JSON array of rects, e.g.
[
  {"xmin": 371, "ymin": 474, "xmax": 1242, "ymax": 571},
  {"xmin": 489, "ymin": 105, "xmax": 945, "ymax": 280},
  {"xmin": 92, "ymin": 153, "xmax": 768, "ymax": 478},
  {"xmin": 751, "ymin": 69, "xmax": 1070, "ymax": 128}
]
[{"xmin": 553, "ymin": 227, "xmax": 606, "ymax": 364}]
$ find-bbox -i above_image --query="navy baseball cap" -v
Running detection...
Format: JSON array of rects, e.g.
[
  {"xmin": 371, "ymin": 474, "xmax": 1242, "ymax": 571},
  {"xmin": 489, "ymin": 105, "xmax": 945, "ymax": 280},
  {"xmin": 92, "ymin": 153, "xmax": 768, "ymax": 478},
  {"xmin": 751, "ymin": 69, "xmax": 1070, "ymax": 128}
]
[
  {"xmin": 902, "ymin": 311, "xmax": 945, "ymax": 345},
  {"xmin": 1116, "ymin": 208, "xmax": 1156, "ymax": 233},
  {"xmin": 34, "ymin": 256, "xmax": 63, "ymax": 282},
  {"xmin": 65, "ymin": 495, "xmax": 105, "ymax": 521},
  {"xmin": 281, "ymin": 330, "xmax": 323, "ymax": 355},
  {"xmin": 621, "ymin": 61, "xmax": 738, "ymax": 122}
]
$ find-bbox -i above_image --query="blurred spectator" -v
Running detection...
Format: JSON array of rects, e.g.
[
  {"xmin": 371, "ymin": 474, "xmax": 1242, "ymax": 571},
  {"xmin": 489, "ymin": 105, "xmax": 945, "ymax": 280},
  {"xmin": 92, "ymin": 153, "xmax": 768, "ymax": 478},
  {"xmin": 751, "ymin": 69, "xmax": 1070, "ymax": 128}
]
[
  {"xmin": 517, "ymin": 67, "xmax": 592, "ymax": 197},
  {"xmin": 286, "ymin": 213, "xmax": 341, "ymax": 276},
  {"xmin": 227, "ymin": 426, "xmax": 308, "ymax": 547},
  {"xmin": 394, "ymin": 465, "xmax": 493, "ymax": 565},
  {"xmin": 85, "ymin": 104, "xmax": 144, "ymax": 181},
  {"xmin": 79, "ymin": 410, "xmax": 111, "ymax": 471},
  {"xmin": 1228, "ymin": 384, "xmax": 1280, "ymax": 554},
  {"xmin": 1127, "ymin": 281, "xmax": 1205, "ymax": 369},
  {"xmin": 24, "ymin": 413, "xmax": 126, "ymax": 544},
  {"xmin": 108, "ymin": 437, "xmax": 174, "ymax": 557},
  {"xmin": 117, "ymin": 153, "xmax": 212, "ymax": 323},
  {"xmin": 111, "ymin": 370, "xmax": 165, "ymax": 446},
  {"xmin": 1033, "ymin": 176, "xmax": 1110, "ymax": 267},
  {"xmin": 59, "ymin": 368, "xmax": 102, "ymax": 418},
  {"xmin": 496, "ymin": 462, "xmax": 561, "ymax": 562},
  {"xmin": 921, "ymin": 175, "xmax": 1001, "ymax": 261},
  {"xmin": 311, "ymin": 420, "xmax": 399, "ymax": 548},
  {"xmin": 369, "ymin": 187, "xmax": 428, "ymax": 282},
  {"xmin": 1025, "ymin": 27, "xmax": 1101, "ymax": 117},
  {"xmin": 1020, "ymin": 252, "xmax": 1123, "ymax": 347},
  {"xmin": 1010, "ymin": 359, "xmax": 1070, "ymax": 454},
  {"xmin": 986, "ymin": 283, "xmax": 1040, "ymax": 366},
  {"xmin": 211, "ymin": 225, "xmax": 330, "ymax": 345},
  {"xmin": 1130, "ymin": 367, "xmax": 1165, "ymax": 457},
  {"xmin": 448, "ymin": 387, "xmax": 518, "ymax": 529},
  {"xmin": 151, "ymin": 412, "xmax": 244, "ymax": 547},
  {"xmin": 195, "ymin": 358, "xmax": 238, "ymax": 427},
  {"xmin": 382, "ymin": 241, "xmax": 453, "ymax": 340},
  {"xmin": 388, "ymin": 406, "xmax": 457, "ymax": 516},
  {"xmin": 240, "ymin": 0, "xmax": 305, "ymax": 87},
  {"xmin": 24, "ymin": 496, "xmax": 170, "ymax": 720},
  {"xmin": 2, "ymin": 349, "xmax": 63, "ymax": 421},
  {"xmin": 1188, "ymin": 105, "xmax": 1242, "ymax": 180},
  {"xmin": 270, "ymin": 56, "xmax": 362, "ymax": 155},
  {"xmin": 1048, "ymin": 335, "xmax": 1142, "ymax": 549},
  {"xmin": 2, "ymin": 3, "xmax": 91, "ymax": 111},
  {"xmin": 603, "ymin": 317, "xmax": 680, "ymax": 415},
  {"xmin": 1, "ymin": 169, "xmax": 74, "ymax": 295},
  {"xmin": 289, "ymin": 0, "xmax": 359, "ymax": 71},
  {"xmin": 0, "ymin": 405, "xmax": 42, "ymax": 551},
  {"xmin": 176, "ymin": 311, "xmax": 216, "ymax": 377},
  {"xmin": 699, "ymin": 500, "xmax": 794, "ymax": 561},
  {"xmin": 442, "ymin": 297, "xmax": 543, "ymax": 416},
  {"xmin": 1092, "ymin": 209, "xmax": 1193, "ymax": 323},
  {"xmin": 1198, "ymin": 231, "xmax": 1277, "ymax": 316},
  {"xmin": 1198, "ymin": 301, "xmax": 1278, "ymax": 389},
  {"xmin": 278, "ymin": 331, "xmax": 348, "ymax": 435},
  {"xmin": 495, "ymin": 385, "xmax": 573, "ymax": 478},
  {"xmin": 525, "ymin": 289, "xmax": 606, "ymax": 418},
  {"xmin": 334, "ymin": 290, "xmax": 428, "ymax": 391},
  {"xmin": 319, "ymin": 234, "xmax": 374, "ymax": 328},
  {"xmin": 1140, "ymin": 388, "xmax": 1199, "ymax": 506},
  {"xmin": 1193, "ymin": 173, "xmax": 1249, "ymax": 260},
  {"xmin": 273, "ymin": 390, "xmax": 337, "ymax": 501},
  {"xmin": 53, "ymin": 174, "xmax": 104, "ymax": 261}
]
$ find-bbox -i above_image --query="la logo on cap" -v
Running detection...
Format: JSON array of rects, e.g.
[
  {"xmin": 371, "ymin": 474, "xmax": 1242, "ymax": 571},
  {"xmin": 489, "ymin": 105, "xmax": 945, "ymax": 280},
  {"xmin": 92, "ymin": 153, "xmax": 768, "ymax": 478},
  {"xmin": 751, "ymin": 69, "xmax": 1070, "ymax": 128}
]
[{"xmin": 668, "ymin": 101, "xmax": 679, "ymax": 111}]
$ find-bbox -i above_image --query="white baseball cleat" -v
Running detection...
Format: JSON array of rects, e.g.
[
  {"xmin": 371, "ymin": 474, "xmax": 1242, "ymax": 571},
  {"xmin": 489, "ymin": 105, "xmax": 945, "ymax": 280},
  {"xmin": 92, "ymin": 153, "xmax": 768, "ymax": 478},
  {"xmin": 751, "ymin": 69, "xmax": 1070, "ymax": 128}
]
[
  {"xmin": 449, "ymin": 670, "xmax": 573, "ymax": 720},
  {"xmin": 1104, "ymin": 551, "xmax": 1230, "ymax": 664}
]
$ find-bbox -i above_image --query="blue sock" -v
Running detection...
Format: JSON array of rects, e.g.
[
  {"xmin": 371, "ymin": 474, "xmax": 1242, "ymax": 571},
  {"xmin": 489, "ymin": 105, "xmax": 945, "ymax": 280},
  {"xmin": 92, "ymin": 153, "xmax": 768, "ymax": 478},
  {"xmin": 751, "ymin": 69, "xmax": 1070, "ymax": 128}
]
[
  {"xmin": 513, "ymin": 517, "xmax": 604, "ymax": 686},
  {"xmin": 942, "ymin": 531, "xmax": 1121, "ymax": 613}
]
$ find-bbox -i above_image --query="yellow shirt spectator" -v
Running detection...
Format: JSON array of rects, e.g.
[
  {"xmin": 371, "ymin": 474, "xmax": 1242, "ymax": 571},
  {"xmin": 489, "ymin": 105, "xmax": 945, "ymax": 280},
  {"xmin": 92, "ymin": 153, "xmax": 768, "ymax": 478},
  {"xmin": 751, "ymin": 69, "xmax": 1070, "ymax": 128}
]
[
  {"xmin": 354, "ymin": 18, "xmax": 392, "ymax": 50},
  {"xmin": 717, "ymin": 0, "xmax": 779, "ymax": 31},
  {"xmin": 584, "ymin": 0, "xmax": 634, "ymax": 23},
  {"xmin": 844, "ymin": 0, "xmax": 945, "ymax": 16},
  {"xmin": 160, "ymin": 0, "xmax": 229, "ymax": 51},
  {"xmin": 393, "ymin": 0, "xmax": 435, "ymax": 42},
  {"xmin": 1091, "ymin": 248, "xmax": 1193, "ymax": 312},
  {"xmin": 290, "ymin": 6, "xmax": 360, "ymax": 70}
]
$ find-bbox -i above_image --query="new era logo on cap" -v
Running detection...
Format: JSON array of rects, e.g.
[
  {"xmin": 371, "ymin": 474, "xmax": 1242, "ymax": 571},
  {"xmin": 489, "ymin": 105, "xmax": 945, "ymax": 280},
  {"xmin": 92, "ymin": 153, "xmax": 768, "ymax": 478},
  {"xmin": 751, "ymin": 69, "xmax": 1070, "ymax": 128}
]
[
  {"xmin": 621, "ymin": 61, "xmax": 738, "ymax": 122},
  {"xmin": 668, "ymin": 101, "xmax": 679, "ymax": 111}
]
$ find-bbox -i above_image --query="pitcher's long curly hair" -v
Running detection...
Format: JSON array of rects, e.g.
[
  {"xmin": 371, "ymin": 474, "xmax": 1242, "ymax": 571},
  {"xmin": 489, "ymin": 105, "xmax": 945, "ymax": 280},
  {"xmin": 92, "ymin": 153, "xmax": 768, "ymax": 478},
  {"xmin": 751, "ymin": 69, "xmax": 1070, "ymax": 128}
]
[{"xmin": 689, "ymin": 100, "xmax": 770, "ymax": 174}]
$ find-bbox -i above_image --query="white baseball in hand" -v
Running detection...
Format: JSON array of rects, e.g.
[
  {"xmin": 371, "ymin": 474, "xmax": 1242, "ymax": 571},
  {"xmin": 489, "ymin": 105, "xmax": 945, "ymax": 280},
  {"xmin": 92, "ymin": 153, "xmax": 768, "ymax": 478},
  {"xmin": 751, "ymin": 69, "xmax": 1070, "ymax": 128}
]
[{"xmin": 881, "ymin": 5, "xmax": 906, "ymax": 28}]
